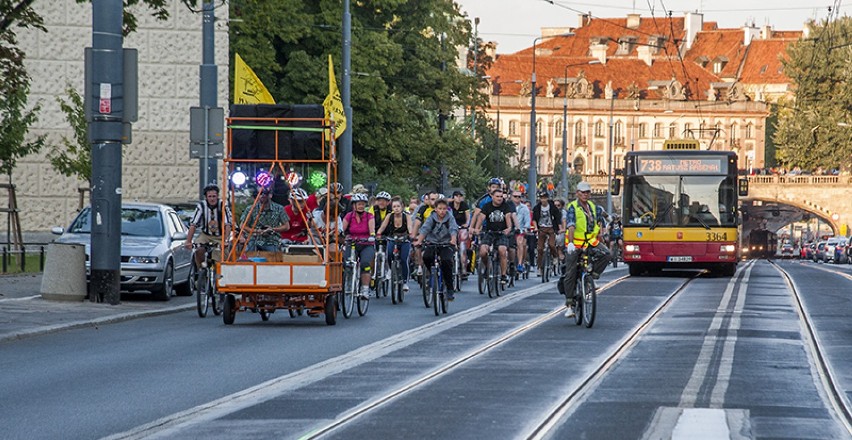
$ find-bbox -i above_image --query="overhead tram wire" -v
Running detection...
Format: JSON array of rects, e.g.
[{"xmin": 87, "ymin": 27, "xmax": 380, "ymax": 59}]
[
  {"xmin": 659, "ymin": 0, "xmax": 704, "ymax": 123},
  {"xmin": 643, "ymin": 0, "xmax": 689, "ymax": 100}
]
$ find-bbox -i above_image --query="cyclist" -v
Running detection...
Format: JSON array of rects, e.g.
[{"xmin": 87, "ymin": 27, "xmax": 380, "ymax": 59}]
[
  {"xmin": 377, "ymin": 196, "xmax": 415, "ymax": 292},
  {"xmin": 185, "ymin": 184, "xmax": 232, "ymax": 267},
  {"xmin": 279, "ymin": 188, "xmax": 317, "ymax": 244},
  {"xmin": 609, "ymin": 214, "xmax": 624, "ymax": 260},
  {"xmin": 450, "ymin": 190, "xmax": 471, "ymax": 276},
  {"xmin": 369, "ymin": 191, "xmax": 393, "ymax": 225},
  {"xmin": 414, "ymin": 198, "xmax": 459, "ymax": 300},
  {"xmin": 512, "ymin": 191, "xmax": 531, "ymax": 275},
  {"xmin": 342, "ymin": 193, "xmax": 376, "ymax": 299},
  {"xmin": 238, "ymin": 186, "xmax": 289, "ymax": 251},
  {"xmin": 559, "ymin": 182, "xmax": 611, "ymax": 318},
  {"xmin": 532, "ymin": 190, "xmax": 563, "ymax": 277},
  {"xmin": 413, "ymin": 191, "xmax": 438, "ymax": 276},
  {"xmin": 471, "ymin": 178, "xmax": 503, "ymax": 225},
  {"xmin": 471, "ymin": 187, "xmax": 515, "ymax": 284},
  {"xmin": 312, "ymin": 185, "xmax": 346, "ymax": 236}
]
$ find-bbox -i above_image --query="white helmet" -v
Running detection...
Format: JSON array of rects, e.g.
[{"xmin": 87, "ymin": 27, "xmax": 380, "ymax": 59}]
[
  {"xmin": 316, "ymin": 187, "xmax": 329, "ymax": 197},
  {"xmin": 290, "ymin": 188, "xmax": 308, "ymax": 201},
  {"xmin": 332, "ymin": 182, "xmax": 344, "ymax": 194},
  {"xmin": 376, "ymin": 191, "xmax": 391, "ymax": 200},
  {"xmin": 435, "ymin": 193, "xmax": 446, "ymax": 201},
  {"xmin": 351, "ymin": 193, "xmax": 369, "ymax": 203}
]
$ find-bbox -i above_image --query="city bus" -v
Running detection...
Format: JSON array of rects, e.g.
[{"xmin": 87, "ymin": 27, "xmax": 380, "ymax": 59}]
[{"xmin": 619, "ymin": 140, "xmax": 748, "ymax": 276}]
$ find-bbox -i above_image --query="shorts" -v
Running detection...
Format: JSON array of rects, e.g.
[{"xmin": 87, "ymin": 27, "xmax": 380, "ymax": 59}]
[
  {"xmin": 196, "ymin": 232, "xmax": 223, "ymax": 261},
  {"xmin": 481, "ymin": 232, "xmax": 509, "ymax": 248}
]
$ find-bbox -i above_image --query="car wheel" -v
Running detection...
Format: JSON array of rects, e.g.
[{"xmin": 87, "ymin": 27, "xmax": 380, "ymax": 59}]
[{"xmin": 152, "ymin": 261, "xmax": 174, "ymax": 301}]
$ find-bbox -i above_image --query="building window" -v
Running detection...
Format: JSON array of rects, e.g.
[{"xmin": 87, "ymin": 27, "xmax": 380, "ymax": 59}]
[
  {"xmin": 594, "ymin": 155, "xmax": 603, "ymax": 173},
  {"xmin": 615, "ymin": 154, "xmax": 624, "ymax": 171},
  {"xmin": 509, "ymin": 120, "xmax": 518, "ymax": 136},
  {"xmin": 730, "ymin": 123, "xmax": 739, "ymax": 145},
  {"xmin": 745, "ymin": 123, "xmax": 753, "ymax": 139},
  {"xmin": 536, "ymin": 155, "xmax": 543, "ymax": 171},
  {"xmin": 555, "ymin": 120, "xmax": 563, "ymax": 138},
  {"xmin": 699, "ymin": 121, "xmax": 706, "ymax": 138},
  {"xmin": 614, "ymin": 120, "xmax": 624, "ymax": 145},
  {"xmin": 713, "ymin": 62, "xmax": 723, "ymax": 74},
  {"xmin": 638, "ymin": 123, "xmax": 647, "ymax": 138},
  {"xmin": 594, "ymin": 120, "xmax": 604, "ymax": 138},
  {"xmin": 536, "ymin": 119, "xmax": 545, "ymax": 143},
  {"xmin": 684, "ymin": 123, "xmax": 693, "ymax": 138},
  {"xmin": 653, "ymin": 122, "xmax": 662, "ymax": 138},
  {"xmin": 574, "ymin": 120, "xmax": 586, "ymax": 145},
  {"xmin": 668, "ymin": 123, "xmax": 677, "ymax": 139}
]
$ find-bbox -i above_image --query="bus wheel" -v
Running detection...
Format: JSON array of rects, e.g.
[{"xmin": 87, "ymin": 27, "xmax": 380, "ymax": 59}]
[{"xmin": 628, "ymin": 264, "xmax": 643, "ymax": 277}]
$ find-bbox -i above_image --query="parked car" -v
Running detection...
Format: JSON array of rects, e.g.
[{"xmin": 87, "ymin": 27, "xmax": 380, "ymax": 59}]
[
  {"xmin": 825, "ymin": 236, "xmax": 847, "ymax": 263},
  {"xmin": 52, "ymin": 203, "xmax": 193, "ymax": 300},
  {"xmin": 813, "ymin": 241, "xmax": 827, "ymax": 263},
  {"xmin": 780, "ymin": 243, "xmax": 795, "ymax": 259}
]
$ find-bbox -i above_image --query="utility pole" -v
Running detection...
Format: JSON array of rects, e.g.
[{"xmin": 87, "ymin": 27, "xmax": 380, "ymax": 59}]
[
  {"xmin": 89, "ymin": 0, "xmax": 123, "ymax": 304},
  {"xmin": 528, "ymin": 37, "xmax": 542, "ymax": 197},
  {"xmin": 607, "ymin": 94, "xmax": 615, "ymax": 215},
  {"xmin": 439, "ymin": 33, "xmax": 448, "ymax": 194},
  {"xmin": 199, "ymin": 0, "xmax": 217, "ymax": 194},
  {"xmin": 471, "ymin": 17, "xmax": 479, "ymax": 138},
  {"xmin": 340, "ymin": 0, "xmax": 353, "ymax": 192}
]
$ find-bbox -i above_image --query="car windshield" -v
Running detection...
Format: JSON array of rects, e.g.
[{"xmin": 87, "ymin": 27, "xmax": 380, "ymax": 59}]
[
  {"xmin": 627, "ymin": 175, "xmax": 737, "ymax": 227},
  {"xmin": 69, "ymin": 207, "xmax": 164, "ymax": 237}
]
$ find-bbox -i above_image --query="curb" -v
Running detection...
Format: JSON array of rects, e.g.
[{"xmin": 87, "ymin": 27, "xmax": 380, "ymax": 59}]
[{"xmin": 0, "ymin": 303, "xmax": 195, "ymax": 343}]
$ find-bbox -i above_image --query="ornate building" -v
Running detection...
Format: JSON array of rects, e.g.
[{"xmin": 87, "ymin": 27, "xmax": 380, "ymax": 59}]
[
  {"xmin": 484, "ymin": 12, "xmax": 801, "ymax": 178},
  {"xmin": 16, "ymin": 0, "xmax": 229, "ymax": 230}
]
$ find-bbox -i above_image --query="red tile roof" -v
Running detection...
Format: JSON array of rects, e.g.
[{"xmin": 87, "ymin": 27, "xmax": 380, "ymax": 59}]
[
  {"xmin": 684, "ymin": 29, "xmax": 748, "ymax": 78},
  {"xmin": 739, "ymin": 39, "xmax": 795, "ymax": 83}
]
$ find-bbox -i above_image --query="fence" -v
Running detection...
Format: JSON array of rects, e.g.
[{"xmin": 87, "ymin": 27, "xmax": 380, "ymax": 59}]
[{"xmin": 0, "ymin": 244, "xmax": 47, "ymax": 274}]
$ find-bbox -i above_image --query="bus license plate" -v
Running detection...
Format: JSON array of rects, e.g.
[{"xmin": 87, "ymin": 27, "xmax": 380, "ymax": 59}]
[{"xmin": 667, "ymin": 256, "xmax": 693, "ymax": 262}]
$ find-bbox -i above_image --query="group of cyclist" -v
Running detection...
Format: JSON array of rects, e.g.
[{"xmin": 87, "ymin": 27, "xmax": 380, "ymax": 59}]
[{"xmin": 185, "ymin": 177, "xmax": 621, "ymax": 318}]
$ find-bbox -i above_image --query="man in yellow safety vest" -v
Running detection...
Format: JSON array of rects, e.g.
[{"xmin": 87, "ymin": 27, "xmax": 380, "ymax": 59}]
[{"xmin": 558, "ymin": 181, "xmax": 611, "ymax": 318}]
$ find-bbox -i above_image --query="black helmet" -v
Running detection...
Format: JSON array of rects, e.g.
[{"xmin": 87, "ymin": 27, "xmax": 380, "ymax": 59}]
[{"xmin": 203, "ymin": 184, "xmax": 219, "ymax": 195}]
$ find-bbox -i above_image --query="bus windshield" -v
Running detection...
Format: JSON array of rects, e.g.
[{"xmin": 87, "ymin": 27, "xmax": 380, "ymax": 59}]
[{"xmin": 627, "ymin": 175, "xmax": 737, "ymax": 227}]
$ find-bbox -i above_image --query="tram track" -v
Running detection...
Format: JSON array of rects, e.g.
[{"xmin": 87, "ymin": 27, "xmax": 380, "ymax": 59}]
[
  {"xmin": 769, "ymin": 260, "xmax": 852, "ymax": 436},
  {"xmin": 302, "ymin": 273, "xmax": 698, "ymax": 440}
]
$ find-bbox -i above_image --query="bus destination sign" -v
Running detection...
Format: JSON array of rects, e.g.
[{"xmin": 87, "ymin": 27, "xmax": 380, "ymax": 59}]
[{"xmin": 635, "ymin": 156, "xmax": 726, "ymax": 175}]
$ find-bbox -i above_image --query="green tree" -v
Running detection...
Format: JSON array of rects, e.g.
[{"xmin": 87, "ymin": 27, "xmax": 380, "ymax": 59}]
[
  {"xmin": 0, "ymin": 81, "xmax": 44, "ymax": 175},
  {"xmin": 775, "ymin": 17, "xmax": 852, "ymax": 171},
  {"xmin": 49, "ymin": 86, "xmax": 92, "ymax": 185}
]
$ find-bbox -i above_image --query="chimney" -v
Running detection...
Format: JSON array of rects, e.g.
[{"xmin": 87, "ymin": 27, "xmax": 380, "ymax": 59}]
[
  {"xmin": 684, "ymin": 11, "xmax": 703, "ymax": 49},
  {"xmin": 627, "ymin": 13, "xmax": 641, "ymax": 29},
  {"xmin": 637, "ymin": 45, "xmax": 653, "ymax": 66},
  {"xmin": 760, "ymin": 25, "xmax": 772, "ymax": 39},
  {"xmin": 578, "ymin": 13, "xmax": 590, "ymax": 28},
  {"xmin": 590, "ymin": 43, "xmax": 608, "ymax": 64},
  {"xmin": 743, "ymin": 24, "xmax": 759, "ymax": 45}
]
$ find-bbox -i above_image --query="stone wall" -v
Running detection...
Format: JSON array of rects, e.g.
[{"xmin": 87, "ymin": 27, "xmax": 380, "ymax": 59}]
[{"xmin": 15, "ymin": 0, "xmax": 229, "ymax": 231}]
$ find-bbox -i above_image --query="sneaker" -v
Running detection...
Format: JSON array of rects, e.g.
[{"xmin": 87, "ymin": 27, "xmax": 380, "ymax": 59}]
[
  {"xmin": 563, "ymin": 307, "xmax": 575, "ymax": 318},
  {"xmin": 517, "ymin": 264, "xmax": 525, "ymax": 273},
  {"xmin": 359, "ymin": 286, "xmax": 370, "ymax": 299},
  {"xmin": 415, "ymin": 266, "xmax": 423, "ymax": 276},
  {"xmin": 384, "ymin": 271, "xmax": 391, "ymax": 281},
  {"xmin": 403, "ymin": 283, "xmax": 410, "ymax": 292},
  {"xmin": 501, "ymin": 275, "xmax": 508, "ymax": 284},
  {"xmin": 447, "ymin": 291, "xmax": 455, "ymax": 301}
]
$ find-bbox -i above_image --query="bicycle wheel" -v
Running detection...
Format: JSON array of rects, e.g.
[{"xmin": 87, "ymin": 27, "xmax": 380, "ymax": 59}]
[
  {"xmin": 357, "ymin": 290, "xmax": 369, "ymax": 316},
  {"xmin": 432, "ymin": 271, "xmax": 440, "ymax": 316},
  {"xmin": 572, "ymin": 273, "xmax": 583, "ymax": 326},
  {"xmin": 583, "ymin": 276, "xmax": 596, "ymax": 328},
  {"xmin": 423, "ymin": 267, "xmax": 434, "ymax": 308},
  {"xmin": 390, "ymin": 259, "xmax": 400, "ymax": 305},
  {"xmin": 195, "ymin": 266, "xmax": 208, "ymax": 318},
  {"xmin": 210, "ymin": 268, "xmax": 222, "ymax": 316},
  {"xmin": 341, "ymin": 266, "xmax": 356, "ymax": 319},
  {"xmin": 477, "ymin": 256, "xmax": 487, "ymax": 295},
  {"xmin": 440, "ymin": 282, "xmax": 448, "ymax": 315},
  {"xmin": 542, "ymin": 252, "xmax": 550, "ymax": 283},
  {"xmin": 612, "ymin": 247, "xmax": 618, "ymax": 268},
  {"xmin": 488, "ymin": 255, "xmax": 499, "ymax": 298}
]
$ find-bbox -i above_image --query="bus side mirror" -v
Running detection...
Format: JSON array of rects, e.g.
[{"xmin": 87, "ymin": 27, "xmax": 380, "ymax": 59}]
[
  {"xmin": 611, "ymin": 178, "xmax": 621, "ymax": 196},
  {"xmin": 738, "ymin": 178, "xmax": 749, "ymax": 196}
]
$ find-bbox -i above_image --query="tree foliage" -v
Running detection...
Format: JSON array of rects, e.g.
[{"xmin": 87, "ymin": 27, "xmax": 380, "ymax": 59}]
[
  {"xmin": 775, "ymin": 17, "xmax": 852, "ymax": 171},
  {"xmin": 0, "ymin": 81, "xmax": 44, "ymax": 175},
  {"xmin": 229, "ymin": 0, "xmax": 517, "ymax": 196},
  {"xmin": 49, "ymin": 86, "xmax": 92, "ymax": 185}
]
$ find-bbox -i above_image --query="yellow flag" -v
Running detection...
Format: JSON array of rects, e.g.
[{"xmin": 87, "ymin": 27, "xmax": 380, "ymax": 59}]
[
  {"xmin": 322, "ymin": 55, "xmax": 347, "ymax": 138},
  {"xmin": 233, "ymin": 53, "xmax": 275, "ymax": 104}
]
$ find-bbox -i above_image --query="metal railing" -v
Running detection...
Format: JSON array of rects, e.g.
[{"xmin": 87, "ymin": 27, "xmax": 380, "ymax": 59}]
[
  {"xmin": 0, "ymin": 244, "xmax": 47, "ymax": 274},
  {"xmin": 747, "ymin": 175, "xmax": 852, "ymax": 185}
]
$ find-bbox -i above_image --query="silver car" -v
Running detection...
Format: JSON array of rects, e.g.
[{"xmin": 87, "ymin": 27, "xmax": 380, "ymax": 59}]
[{"xmin": 52, "ymin": 203, "xmax": 193, "ymax": 300}]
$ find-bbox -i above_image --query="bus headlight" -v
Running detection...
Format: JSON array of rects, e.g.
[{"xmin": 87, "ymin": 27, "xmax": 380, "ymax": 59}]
[
  {"xmin": 720, "ymin": 245, "xmax": 736, "ymax": 253},
  {"xmin": 625, "ymin": 244, "xmax": 640, "ymax": 253}
]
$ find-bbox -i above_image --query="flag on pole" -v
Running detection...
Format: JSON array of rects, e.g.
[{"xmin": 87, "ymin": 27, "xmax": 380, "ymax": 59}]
[
  {"xmin": 233, "ymin": 53, "xmax": 275, "ymax": 104},
  {"xmin": 323, "ymin": 55, "xmax": 347, "ymax": 139}
]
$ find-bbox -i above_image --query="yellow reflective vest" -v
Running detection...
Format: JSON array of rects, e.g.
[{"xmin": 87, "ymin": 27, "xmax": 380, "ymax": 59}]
[{"xmin": 568, "ymin": 199, "xmax": 601, "ymax": 247}]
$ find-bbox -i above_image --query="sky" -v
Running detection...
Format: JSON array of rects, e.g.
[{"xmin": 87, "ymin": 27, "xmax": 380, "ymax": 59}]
[{"xmin": 455, "ymin": 0, "xmax": 842, "ymax": 53}]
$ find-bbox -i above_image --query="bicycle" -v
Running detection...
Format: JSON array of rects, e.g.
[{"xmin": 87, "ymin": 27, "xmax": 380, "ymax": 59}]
[
  {"xmin": 386, "ymin": 236, "xmax": 409, "ymax": 305},
  {"xmin": 423, "ymin": 243, "xmax": 454, "ymax": 316},
  {"xmin": 193, "ymin": 243, "xmax": 222, "ymax": 318},
  {"xmin": 610, "ymin": 238, "xmax": 622, "ymax": 268},
  {"xmin": 570, "ymin": 241, "xmax": 597, "ymax": 328},
  {"xmin": 373, "ymin": 237, "xmax": 389, "ymax": 299},
  {"xmin": 341, "ymin": 238, "xmax": 370, "ymax": 318},
  {"xmin": 478, "ymin": 231, "xmax": 504, "ymax": 298}
]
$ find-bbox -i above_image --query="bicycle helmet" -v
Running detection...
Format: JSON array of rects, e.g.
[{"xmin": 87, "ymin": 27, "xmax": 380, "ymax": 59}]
[
  {"xmin": 488, "ymin": 177, "xmax": 502, "ymax": 186},
  {"xmin": 435, "ymin": 193, "xmax": 446, "ymax": 201},
  {"xmin": 537, "ymin": 190, "xmax": 549, "ymax": 198},
  {"xmin": 202, "ymin": 184, "xmax": 219, "ymax": 194},
  {"xmin": 331, "ymin": 182, "xmax": 344, "ymax": 194},
  {"xmin": 289, "ymin": 188, "xmax": 308, "ymax": 201},
  {"xmin": 316, "ymin": 187, "xmax": 329, "ymax": 197},
  {"xmin": 351, "ymin": 193, "xmax": 369, "ymax": 203},
  {"xmin": 376, "ymin": 191, "xmax": 391, "ymax": 200}
]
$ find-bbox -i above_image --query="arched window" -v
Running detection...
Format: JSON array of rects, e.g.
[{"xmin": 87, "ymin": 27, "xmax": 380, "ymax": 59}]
[
  {"xmin": 594, "ymin": 120, "xmax": 605, "ymax": 138},
  {"xmin": 653, "ymin": 122, "xmax": 662, "ymax": 138},
  {"xmin": 668, "ymin": 123, "xmax": 677, "ymax": 139},
  {"xmin": 730, "ymin": 123, "xmax": 739, "ymax": 144},
  {"xmin": 574, "ymin": 120, "xmax": 586, "ymax": 144},
  {"xmin": 614, "ymin": 120, "xmax": 624, "ymax": 145},
  {"xmin": 638, "ymin": 123, "xmax": 647, "ymax": 138},
  {"xmin": 684, "ymin": 123, "xmax": 693, "ymax": 138},
  {"xmin": 555, "ymin": 120, "xmax": 563, "ymax": 138},
  {"xmin": 509, "ymin": 120, "xmax": 518, "ymax": 135},
  {"xmin": 573, "ymin": 156, "xmax": 585, "ymax": 174},
  {"xmin": 536, "ymin": 118, "xmax": 545, "ymax": 143},
  {"xmin": 745, "ymin": 123, "xmax": 753, "ymax": 139}
]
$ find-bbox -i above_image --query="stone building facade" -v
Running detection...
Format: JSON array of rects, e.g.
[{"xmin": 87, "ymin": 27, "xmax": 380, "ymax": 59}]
[{"xmin": 15, "ymin": 0, "xmax": 229, "ymax": 231}]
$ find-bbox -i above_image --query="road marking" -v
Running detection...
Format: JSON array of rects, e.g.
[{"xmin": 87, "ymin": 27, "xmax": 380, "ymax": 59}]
[
  {"xmin": 710, "ymin": 264, "xmax": 752, "ymax": 408},
  {"xmin": 0, "ymin": 294, "xmax": 40, "ymax": 302},
  {"xmin": 679, "ymin": 261, "xmax": 754, "ymax": 408},
  {"xmin": 673, "ymin": 408, "xmax": 730, "ymax": 439},
  {"xmin": 103, "ymin": 280, "xmax": 570, "ymax": 440},
  {"xmin": 643, "ymin": 407, "xmax": 752, "ymax": 440}
]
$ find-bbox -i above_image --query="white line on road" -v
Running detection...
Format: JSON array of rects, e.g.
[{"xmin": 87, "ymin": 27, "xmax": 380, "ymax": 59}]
[
  {"xmin": 710, "ymin": 264, "xmax": 752, "ymax": 408},
  {"xmin": 0, "ymin": 294, "xmax": 39, "ymax": 302}
]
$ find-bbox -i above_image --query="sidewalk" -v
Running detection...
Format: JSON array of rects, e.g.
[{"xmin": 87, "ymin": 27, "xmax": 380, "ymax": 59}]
[{"xmin": 0, "ymin": 273, "xmax": 193, "ymax": 343}]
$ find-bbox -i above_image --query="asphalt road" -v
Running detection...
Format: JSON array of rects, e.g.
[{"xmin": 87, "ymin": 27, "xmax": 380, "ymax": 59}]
[{"xmin": 1, "ymin": 260, "xmax": 850, "ymax": 440}]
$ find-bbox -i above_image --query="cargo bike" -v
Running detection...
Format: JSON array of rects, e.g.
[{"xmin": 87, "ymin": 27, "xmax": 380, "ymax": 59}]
[{"xmin": 216, "ymin": 107, "xmax": 343, "ymax": 325}]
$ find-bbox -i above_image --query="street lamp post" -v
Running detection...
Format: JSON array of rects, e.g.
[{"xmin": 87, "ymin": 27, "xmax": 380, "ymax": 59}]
[
  {"xmin": 528, "ymin": 36, "xmax": 544, "ymax": 197},
  {"xmin": 560, "ymin": 60, "xmax": 600, "ymax": 198},
  {"xmin": 607, "ymin": 94, "xmax": 615, "ymax": 215}
]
